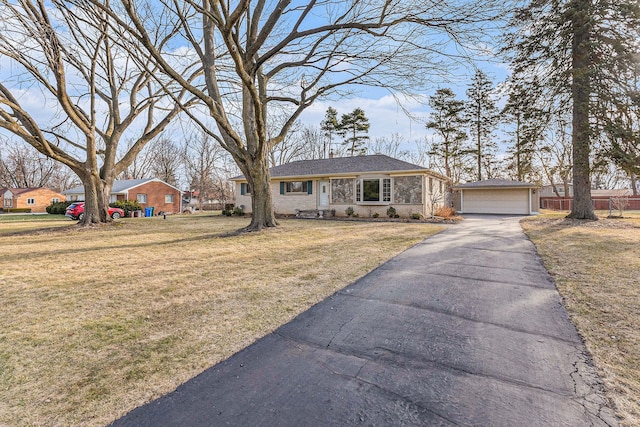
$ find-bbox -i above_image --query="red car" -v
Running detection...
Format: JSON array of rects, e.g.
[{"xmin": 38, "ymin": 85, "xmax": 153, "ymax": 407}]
[{"xmin": 65, "ymin": 202, "xmax": 125, "ymax": 220}]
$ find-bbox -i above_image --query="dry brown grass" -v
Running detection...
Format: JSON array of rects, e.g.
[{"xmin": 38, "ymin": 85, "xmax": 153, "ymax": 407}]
[
  {"xmin": 0, "ymin": 216, "xmax": 73, "ymax": 236},
  {"xmin": 521, "ymin": 212, "xmax": 640, "ymax": 426},
  {"xmin": 0, "ymin": 214, "xmax": 442, "ymax": 426}
]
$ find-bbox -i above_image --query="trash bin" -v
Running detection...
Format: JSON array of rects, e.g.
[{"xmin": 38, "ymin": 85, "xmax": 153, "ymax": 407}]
[{"xmin": 144, "ymin": 207, "xmax": 153, "ymax": 217}]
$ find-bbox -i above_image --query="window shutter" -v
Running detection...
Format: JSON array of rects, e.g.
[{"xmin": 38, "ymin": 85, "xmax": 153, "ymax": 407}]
[
  {"xmin": 241, "ymin": 183, "xmax": 245, "ymax": 195},
  {"xmin": 307, "ymin": 181, "xmax": 313, "ymax": 195},
  {"xmin": 280, "ymin": 182, "xmax": 285, "ymax": 195}
]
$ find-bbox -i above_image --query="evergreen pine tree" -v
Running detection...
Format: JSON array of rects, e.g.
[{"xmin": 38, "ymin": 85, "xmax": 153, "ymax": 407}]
[
  {"xmin": 501, "ymin": 77, "xmax": 548, "ymax": 182},
  {"xmin": 320, "ymin": 107, "xmax": 339, "ymax": 158},
  {"xmin": 338, "ymin": 108, "xmax": 370, "ymax": 156},
  {"xmin": 465, "ymin": 70, "xmax": 499, "ymax": 181},
  {"xmin": 505, "ymin": 0, "xmax": 640, "ymax": 219}
]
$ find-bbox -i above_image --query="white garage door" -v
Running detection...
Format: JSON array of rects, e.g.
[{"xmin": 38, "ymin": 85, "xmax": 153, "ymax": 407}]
[{"xmin": 463, "ymin": 189, "xmax": 530, "ymax": 214}]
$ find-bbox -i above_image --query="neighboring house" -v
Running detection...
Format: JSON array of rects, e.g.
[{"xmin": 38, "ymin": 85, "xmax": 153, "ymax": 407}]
[
  {"xmin": 63, "ymin": 178, "xmax": 182, "ymax": 214},
  {"xmin": 231, "ymin": 155, "xmax": 448, "ymax": 218},
  {"xmin": 1, "ymin": 187, "xmax": 65, "ymax": 213},
  {"xmin": 540, "ymin": 184, "xmax": 573, "ymax": 198},
  {"xmin": 453, "ymin": 179, "xmax": 540, "ymax": 215}
]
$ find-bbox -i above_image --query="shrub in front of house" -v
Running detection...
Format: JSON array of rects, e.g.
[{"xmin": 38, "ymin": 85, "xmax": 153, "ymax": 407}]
[
  {"xmin": 345, "ymin": 206, "xmax": 354, "ymax": 217},
  {"xmin": 233, "ymin": 206, "xmax": 245, "ymax": 216},
  {"xmin": 46, "ymin": 201, "xmax": 73, "ymax": 215},
  {"xmin": 386, "ymin": 206, "xmax": 399, "ymax": 218},
  {"xmin": 434, "ymin": 206, "xmax": 457, "ymax": 218},
  {"xmin": 222, "ymin": 203, "xmax": 234, "ymax": 216},
  {"xmin": 410, "ymin": 212, "xmax": 423, "ymax": 220},
  {"xmin": 110, "ymin": 200, "xmax": 142, "ymax": 216}
]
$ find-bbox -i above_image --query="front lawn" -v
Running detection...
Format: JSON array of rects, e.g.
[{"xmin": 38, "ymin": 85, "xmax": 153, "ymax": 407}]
[
  {"xmin": 521, "ymin": 212, "xmax": 640, "ymax": 426},
  {"xmin": 0, "ymin": 214, "xmax": 73, "ymax": 235},
  {"xmin": 0, "ymin": 214, "xmax": 442, "ymax": 426}
]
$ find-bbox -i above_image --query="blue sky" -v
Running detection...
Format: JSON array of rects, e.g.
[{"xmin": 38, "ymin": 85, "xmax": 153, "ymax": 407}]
[
  {"xmin": 0, "ymin": 0, "xmax": 514, "ymax": 161},
  {"xmin": 298, "ymin": 63, "xmax": 510, "ymax": 146}
]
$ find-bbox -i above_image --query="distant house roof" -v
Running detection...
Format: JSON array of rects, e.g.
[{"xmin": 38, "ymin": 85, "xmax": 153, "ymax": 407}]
[
  {"xmin": 2, "ymin": 187, "xmax": 60, "ymax": 196},
  {"xmin": 63, "ymin": 178, "xmax": 180, "ymax": 195},
  {"xmin": 455, "ymin": 179, "xmax": 539, "ymax": 189},
  {"xmin": 231, "ymin": 155, "xmax": 446, "ymax": 180}
]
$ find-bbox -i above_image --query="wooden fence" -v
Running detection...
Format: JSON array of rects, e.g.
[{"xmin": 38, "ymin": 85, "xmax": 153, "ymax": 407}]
[{"xmin": 540, "ymin": 196, "xmax": 640, "ymax": 211}]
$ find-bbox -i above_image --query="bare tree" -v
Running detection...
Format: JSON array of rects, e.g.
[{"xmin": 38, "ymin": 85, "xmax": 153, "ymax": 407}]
[
  {"xmin": 302, "ymin": 126, "xmax": 329, "ymax": 161},
  {"xmin": 610, "ymin": 189, "xmax": 630, "ymax": 218},
  {"xmin": 537, "ymin": 117, "xmax": 573, "ymax": 197},
  {"xmin": 149, "ymin": 137, "xmax": 182, "ymax": 188},
  {"xmin": 269, "ymin": 120, "xmax": 305, "ymax": 167},
  {"xmin": 0, "ymin": 1, "xmax": 191, "ymax": 224},
  {"xmin": 92, "ymin": 0, "xmax": 507, "ymax": 230},
  {"xmin": 183, "ymin": 132, "xmax": 231, "ymax": 211},
  {"xmin": 0, "ymin": 140, "xmax": 55, "ymax": 188},
  {"xmin": 427, "ymin": 184, "xmax": 445, "ymax": 218},
  {"xmin": 0, "ymin": 139, "xmax": 79, "ymax": 190},
  {"xmin": 408, "ymin": 137, "xmax": 432, "ymax": 169},
  {"xmin": 367, "ymin": 134, "xmax": 412, "ymax": 161},
  {"xmin": 118, "ymin": 139, "xmax": 156, "ymax": 180}
]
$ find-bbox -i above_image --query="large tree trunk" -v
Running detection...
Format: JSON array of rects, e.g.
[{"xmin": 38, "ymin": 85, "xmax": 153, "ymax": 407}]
[
  {"xmin": 77, "ymin": 172, "xmax": 113, "ymax": 225},
  {"xmin": 243, "ymin": 158, "xmax": 277, "ymax": 231},
  {"xmin": 567, "ymin": 0, "xmax": 597, "ymax": 220},
  {"xmin": 79, "ymin": 173, "xmax": 102, "ymax": 224}
]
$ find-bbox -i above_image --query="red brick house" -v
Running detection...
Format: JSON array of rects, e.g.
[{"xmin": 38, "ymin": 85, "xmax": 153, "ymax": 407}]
[
  {"xmin": 63, "ymin": 178, "xmax": 182, "ymax": 214},
  {"xmin": 1, "ymin": 187, "xmax": 66, "ymax": 213}
]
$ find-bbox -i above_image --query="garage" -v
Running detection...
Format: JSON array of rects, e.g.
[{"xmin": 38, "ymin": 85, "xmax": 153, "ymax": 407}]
[{"xmin": 454, "ymin": 179, "xmax": 540, "ymax": 215}]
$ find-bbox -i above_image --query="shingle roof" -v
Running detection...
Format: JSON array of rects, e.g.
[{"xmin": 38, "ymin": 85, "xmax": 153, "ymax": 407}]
[
  {"xmin": 63, "ymin": 178, "xmax": 157, "ymax": 195},
  {"xmin": 232, "ymin": 155, "xmax": 438, "ymax": 180},
  {"xmin": 1, "ymin": 187, "xmax": 40, "ymax": 196},
  {"xmin": 455, "ymin": 179, "xmax": 538, "ymax": 189}
]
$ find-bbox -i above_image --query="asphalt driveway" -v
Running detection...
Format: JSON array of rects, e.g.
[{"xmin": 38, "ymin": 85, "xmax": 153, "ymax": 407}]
[{"xmin": 112, "ymin": 215, "xmax": 617, "ymax": 426}]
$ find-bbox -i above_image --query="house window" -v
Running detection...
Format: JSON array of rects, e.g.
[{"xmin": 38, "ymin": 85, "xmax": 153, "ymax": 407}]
[
  {"xmin": 51, "ymin": 198, "xmax": 60, "ymax": 203},
  {"xmin": 165, "ymin": 194, "xmax": 174, "ymax": 203},
  {"xmin": 356, "ymin": 178, "xmax": 391, "ymax": 203},
  {"xmin": 137, "ymin": 193, "xmax": 147, "ymax": 204},
  {"xmin": 27, "ymin": 198, "xmax": 35, "ymax": 205},
  {"xmin": 4, "ymin": 198, "xmax": 12, "ymax": 208},
  {"xmin": 285, "ymin": 181, "xmax": 308, "ymax": 193},
  {"xmin": 280, "ymin": 181, "xmax": 312, "ymax": 195},
  {"xmin": 241, "ymin": 183, "xmax": 251, "ymax": 195}
]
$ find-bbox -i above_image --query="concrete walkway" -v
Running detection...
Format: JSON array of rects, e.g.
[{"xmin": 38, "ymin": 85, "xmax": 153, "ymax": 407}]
[{"xmin": 112, "ymin": 215, "xmax": 616, "ymax": 426}]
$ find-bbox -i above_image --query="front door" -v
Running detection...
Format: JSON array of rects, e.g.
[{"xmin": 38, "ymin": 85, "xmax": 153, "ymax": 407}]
[{"xmin": 318, "ymin": 181, "xmax": 330, "ymax": 209}]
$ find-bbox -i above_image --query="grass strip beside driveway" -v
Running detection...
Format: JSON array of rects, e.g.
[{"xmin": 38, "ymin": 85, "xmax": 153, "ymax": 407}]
[
  {"xmin": 521, "ymin": 212, "xmax": 640, "ymax": 427},
  {"xmin": 0, "ymin": 215, "xmax": 442, "ymax": 426}
]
